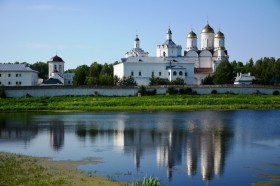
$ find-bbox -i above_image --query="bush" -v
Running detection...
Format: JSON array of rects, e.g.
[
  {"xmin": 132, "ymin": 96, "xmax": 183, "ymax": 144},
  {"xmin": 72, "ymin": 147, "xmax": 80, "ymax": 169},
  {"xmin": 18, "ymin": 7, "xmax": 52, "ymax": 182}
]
[
  {"xmin": 211, "ymin": 90, "xmax": 218, "ymax": 94},
  {"xmin": 146, "ymin": 89, "xmax": 157, "ymax": 95},
  {"xmin": 273, "ymin": 90, "xmax": 280, "ymax": 95},
  {"xmin": 138, "ymin": 85, "xmax": 146, "ymax": 95},
  {"xmin": 0, "ymin": 87, "xmax": 6, "ymax": 98},
  {"xmin": 179, "ymin": 87, "xmax": 192, "ymax": 95},
  {"xmin": 166, "ymin": 87, "xmax": 178, "ymax": 95}
]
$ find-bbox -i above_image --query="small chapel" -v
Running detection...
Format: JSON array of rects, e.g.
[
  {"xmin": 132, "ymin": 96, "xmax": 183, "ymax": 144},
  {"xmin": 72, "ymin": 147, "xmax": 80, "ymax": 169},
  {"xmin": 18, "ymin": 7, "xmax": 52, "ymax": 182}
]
[{"xmin": 114, "ymin": 22, "xmax": 229, "ymax": 85}]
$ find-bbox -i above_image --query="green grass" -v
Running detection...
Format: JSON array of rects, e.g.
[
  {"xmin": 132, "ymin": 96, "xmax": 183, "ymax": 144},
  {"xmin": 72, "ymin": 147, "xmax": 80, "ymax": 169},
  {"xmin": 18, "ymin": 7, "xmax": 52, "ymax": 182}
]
[
  {"xmin": 0, "ymin": 152, "xmax": 124, "ymax": 186},
  {"xmin": 1, "ymin": 94, "xmax": 280, "ymax": 112}
]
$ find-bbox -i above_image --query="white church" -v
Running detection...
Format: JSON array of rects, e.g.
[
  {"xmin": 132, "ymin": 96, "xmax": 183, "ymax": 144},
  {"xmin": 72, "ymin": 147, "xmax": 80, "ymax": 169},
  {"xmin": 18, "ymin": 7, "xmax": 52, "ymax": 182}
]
[{"xmin": 114, "ymin": 22, "xmax": 228, "ymax": 85}]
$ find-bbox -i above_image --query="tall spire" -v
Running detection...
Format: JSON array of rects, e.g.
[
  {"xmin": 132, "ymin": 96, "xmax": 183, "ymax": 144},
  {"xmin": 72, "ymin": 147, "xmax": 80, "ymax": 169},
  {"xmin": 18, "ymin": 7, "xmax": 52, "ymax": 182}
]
[{"xmin": 166, "ymin": 26, "xmax": 172, "ymax": 40}]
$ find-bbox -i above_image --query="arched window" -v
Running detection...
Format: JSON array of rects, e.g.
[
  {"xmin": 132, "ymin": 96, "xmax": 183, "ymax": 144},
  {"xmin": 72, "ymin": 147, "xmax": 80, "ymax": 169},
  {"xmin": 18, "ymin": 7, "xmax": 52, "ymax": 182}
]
[
  {"xmin": 163, "ymin": 52, "xmax": 166, "ymax": 57},
  {"xmin": 185, "ymin": 72, "xmax": 188, "ymax": 76},
  {"xmin": 179, "ymin": 71, "xmax": 183, "ymax": 76},
  {"xmin": 173, "ymin": 71, "xmax": 177, "ymax": 76}
]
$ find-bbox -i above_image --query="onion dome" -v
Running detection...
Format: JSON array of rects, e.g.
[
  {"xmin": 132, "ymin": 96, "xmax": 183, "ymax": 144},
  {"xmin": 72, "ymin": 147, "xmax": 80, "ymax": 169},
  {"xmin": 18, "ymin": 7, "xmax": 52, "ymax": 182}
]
[
  {"xmin": 49, "ymin": 55, "xmax": 64, "ymax": 62},
  {"xmin": 134, "ymin": 34, "xmax": 140, "ymax": 41},
  {"xmin": 215, "ymin": 30, "xmax": 225, "ymax": 38},
  {"xmin": 202, "ymin": 23, "xmax": 214, "ymax": 33},
  {"xmin": 187, "ymin": 30, "xmax": 197, "ymax": 38}
]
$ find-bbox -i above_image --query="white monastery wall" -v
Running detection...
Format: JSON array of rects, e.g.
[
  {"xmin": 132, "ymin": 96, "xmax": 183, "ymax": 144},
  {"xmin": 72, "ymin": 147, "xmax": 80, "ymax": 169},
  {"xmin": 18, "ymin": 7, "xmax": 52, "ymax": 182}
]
[{"xmin": 4, "ymin": 86, "xmax": 280, "ymax": 98}]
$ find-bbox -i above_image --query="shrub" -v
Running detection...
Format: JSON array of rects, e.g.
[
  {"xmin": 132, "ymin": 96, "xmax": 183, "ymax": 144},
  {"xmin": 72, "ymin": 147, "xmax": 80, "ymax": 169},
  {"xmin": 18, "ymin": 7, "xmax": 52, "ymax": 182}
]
[
  {"xmin": 179, "ymin": 87, "xmax": 192, "ymax": 95},
  {"xmin": 138, "ymin": 85, "xmax": 146, "ymax": 95},
  {"xmin": 166, "ymin": 87, "xmax": 178, "ymax": 95},
  {"xmin": 146, "ymin": 89, "xmax": 157, "ymax": 95},
  {"xmin": 273, "ymin": 90, "xmax": 279, "ymax": 95},
  {"xmin": 211, "ymin": 90, "xmax": 218, "ymax": 94},
  {"xmin": 0, "ymin": 87, "xmax": 6, "ymax": 98}
]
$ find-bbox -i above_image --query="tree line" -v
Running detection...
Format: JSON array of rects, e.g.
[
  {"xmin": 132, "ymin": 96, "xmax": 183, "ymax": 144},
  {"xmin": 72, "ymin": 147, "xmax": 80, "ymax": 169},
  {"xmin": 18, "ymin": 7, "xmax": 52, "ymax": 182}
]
[
  {"xmin": 12, "ymin": 56, "xmax": 280, "ymax": 86},
  {"xmin": 202, "ymin": 57, "xmax": 280, "ymax": 85}
]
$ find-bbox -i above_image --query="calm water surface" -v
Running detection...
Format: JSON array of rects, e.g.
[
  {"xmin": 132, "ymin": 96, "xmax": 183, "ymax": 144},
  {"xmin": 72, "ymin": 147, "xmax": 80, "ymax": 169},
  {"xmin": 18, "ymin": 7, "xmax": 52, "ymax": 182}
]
[{"xmin": 0, "ymin": 111, "xmax": 279, "ymax": 186}]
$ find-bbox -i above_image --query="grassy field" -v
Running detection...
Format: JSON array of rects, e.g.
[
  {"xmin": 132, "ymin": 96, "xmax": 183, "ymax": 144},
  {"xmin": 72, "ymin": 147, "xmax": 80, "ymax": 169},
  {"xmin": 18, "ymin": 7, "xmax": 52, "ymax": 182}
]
[
  {"xmin": 0, "ymin": 152, "xmax": 123, "ymax": 186},
  {"xmin": 1, "ymin": 94, "xmax": 280, "ymax": 112}
]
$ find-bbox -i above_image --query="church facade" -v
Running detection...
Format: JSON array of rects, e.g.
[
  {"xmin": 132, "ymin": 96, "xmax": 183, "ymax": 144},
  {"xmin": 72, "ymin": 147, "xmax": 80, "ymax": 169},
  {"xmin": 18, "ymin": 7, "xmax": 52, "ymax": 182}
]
[{"xmin": 114, "ymin": 22, "xmax": 228, "ymax": 85}]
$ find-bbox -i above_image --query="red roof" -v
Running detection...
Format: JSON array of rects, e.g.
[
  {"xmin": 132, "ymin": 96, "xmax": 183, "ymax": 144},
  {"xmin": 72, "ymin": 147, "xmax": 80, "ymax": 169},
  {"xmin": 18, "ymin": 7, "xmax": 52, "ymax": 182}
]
[
  {"xmin": 48, "ymin": 55, "xmax": 64, "ymax": 62},
  {"xmin": 194, "ymin": 68, "xmax": 213, "ymax": 74}
]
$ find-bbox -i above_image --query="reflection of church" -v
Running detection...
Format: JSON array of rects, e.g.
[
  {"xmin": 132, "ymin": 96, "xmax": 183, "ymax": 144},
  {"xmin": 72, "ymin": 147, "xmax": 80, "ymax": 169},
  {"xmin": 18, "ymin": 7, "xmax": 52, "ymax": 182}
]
[
  {"xmin": 49, "ymin": 121, "xmax": 65, "ymax": 151},
  {"xmin": 112, "ymin": 115, "xmax": 232, "ymax": 182}
]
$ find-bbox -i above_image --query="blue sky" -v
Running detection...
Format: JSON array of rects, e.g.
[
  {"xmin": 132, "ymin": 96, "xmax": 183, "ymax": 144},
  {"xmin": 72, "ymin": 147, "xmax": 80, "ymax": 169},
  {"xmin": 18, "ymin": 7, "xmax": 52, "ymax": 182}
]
[{"xmin": 0, "ymin": 0, "xmax": 279, "ymax": 69}]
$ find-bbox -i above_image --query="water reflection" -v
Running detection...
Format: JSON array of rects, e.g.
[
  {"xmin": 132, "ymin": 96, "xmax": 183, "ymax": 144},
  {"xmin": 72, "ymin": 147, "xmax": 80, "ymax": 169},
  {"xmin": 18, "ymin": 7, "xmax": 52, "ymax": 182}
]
[{"xmin": 74, "ymin": 112, "xmax": 233, "ymax": 181}]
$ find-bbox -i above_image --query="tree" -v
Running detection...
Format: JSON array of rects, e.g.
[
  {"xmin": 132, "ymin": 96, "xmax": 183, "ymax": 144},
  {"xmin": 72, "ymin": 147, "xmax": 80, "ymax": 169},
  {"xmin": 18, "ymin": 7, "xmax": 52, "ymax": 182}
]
[
  {"xmin": 201, "ymin": 74, "xmax": 214, "ymax": 85},
  {"xmin": 99, "ymin": 74, "xmax": 114, "ymax": 85},
  {"xmin": 213, "ymin": 60, "xmax": 234, "ymax": 84},
  {"xmin": 73, "ymin": 65, "xmax": 89, "ymax": 85},
  {"xmin": 116, "ymin": 76, "xmax": 137, "ymax": 86},
  {"xmin": 31, "ymin": 62, "xmax": 48, "ymax": 79},
  {"xmin": 149, "ymin": 76, "xmax": 168, "ymax": 86},
  {"xmin": 89, "ymin": 62, "xmax": 102, "ymax": 78},
  {"xmin": 170, "ymin": 78, "xmax": 185, "ymax": 85},
  {"xmin": 65, "ymin": 69, "xmax": 75, "ymax": 73}
]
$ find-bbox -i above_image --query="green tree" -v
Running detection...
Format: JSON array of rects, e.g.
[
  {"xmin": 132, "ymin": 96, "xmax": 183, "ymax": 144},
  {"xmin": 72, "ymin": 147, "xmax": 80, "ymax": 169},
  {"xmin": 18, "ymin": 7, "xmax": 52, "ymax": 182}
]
[
  {"xmin": 170, "ymin": 78, "xmax": 185, "ymax": 85},
  {"xmin": 117, "ymin": 76, "xmax": 137, "ymax": 86},
  {"xmin": 73, "ymin": 65, "xmax": 89, "ymax": 85},
  {"xmin": 31, "ymin": 62, "xmax": 48, "ymax": 79},
  {"xmin": 213, "ymin": 60, "xmax": 234, "ymax": 84},
  {"xmin": 149, "ymin": 76, "xmax": 168, "ymax": 86},
  {"xmin": 201, "ymin": 74, "xmax": 214, "ymax": 85},
  {"xmin": 89, "ymin": 62, "xmax": 102, "ymax": 78},
  {"xmin": 99, "ymin": 74, "xmax": 114, "ymax": 85}
]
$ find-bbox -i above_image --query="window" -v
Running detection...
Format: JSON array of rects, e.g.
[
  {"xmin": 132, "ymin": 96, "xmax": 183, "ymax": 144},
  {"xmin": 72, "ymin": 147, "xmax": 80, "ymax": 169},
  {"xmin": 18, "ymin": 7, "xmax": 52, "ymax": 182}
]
[
  {"xmin": 16, "ymin": 74, "xmax": 18, "ymax": 77},
  {"xmin": 8, "ymin": 81, "xmax": 11, "ymax": 85},
  {"xmin": 68, "ymin": 81, "xmax": 71, "ymax": 85},
  {"xmin": 0, "ymin": 74, "xmax": 1, "ymax": 77},
  {"xmin": 0, "ymin": 82, "xmax": 1, "ymax": 85},
  {"xmin": 19, "ymin": 74, "xmax": 21, "ymax": 77},
  {"xmin": 16, "ymin": 81, "xmax": 18, "ymax": 85},
  {"xmin": 173, "ymin": 71, "xmax": 177, "ymax": 76},
  {"xmin": 159, "ymin": 72, "xmax": 161, "ymax": 76},
  {"xmin": 185, "ymin": 72, "xmax": 188, "ymax": 76},
  {"xmin": 139, "ymin": 71, "xmax": 141, "ymax": 76},
  {"xmin": 8, "ymin": 74, "xmax": 11, "ymax": 77},
  {"xmin": 55, "ymin": 65, "xmax": 57, "ymax": 70},
  {"xmin": 131, "ymin": 71, "xmax": 134, "ymax": 76},
  {"xmin": 152, "ymin": 71, "xmax": 154, "ymax": 76},
  {"xmin": 168, "ymin": 72, "xmax": 170, "ymax": 76},
  {"xmin": 19, "ymin": 81, "xmax": 21, "ymax": 85},
  {"xmin": 59, "ymin": 65, "xmax": 62, "ymax": 70},
  {"xmin": 179, "ymin": 71, "xmax": 183, "ymax": 76}
]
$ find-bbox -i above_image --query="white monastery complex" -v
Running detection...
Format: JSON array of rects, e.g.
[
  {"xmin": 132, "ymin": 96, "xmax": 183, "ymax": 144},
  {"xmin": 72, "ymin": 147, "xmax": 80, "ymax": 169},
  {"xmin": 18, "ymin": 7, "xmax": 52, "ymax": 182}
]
[{"xmin": 114, "ymin": 22, "xmax": 229, "ymax": 85}]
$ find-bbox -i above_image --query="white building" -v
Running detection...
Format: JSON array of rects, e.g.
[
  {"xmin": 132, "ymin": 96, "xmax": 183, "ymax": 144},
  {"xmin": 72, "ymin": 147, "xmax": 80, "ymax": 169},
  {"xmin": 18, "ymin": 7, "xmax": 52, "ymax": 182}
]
[
  {"xmin": 43, "ymin": 55, "xmax": 74, "ymax": 85},
  {"xmin": 234, "ymin": 73, "xmax": 255, "ymax": 85},
  {"xmin": 114, "ymin": 22, "xmax": 229, "ymax": 85},
  {"xmin": 0, "ymin": 64, "xmax": 39, "ymax": 86}
]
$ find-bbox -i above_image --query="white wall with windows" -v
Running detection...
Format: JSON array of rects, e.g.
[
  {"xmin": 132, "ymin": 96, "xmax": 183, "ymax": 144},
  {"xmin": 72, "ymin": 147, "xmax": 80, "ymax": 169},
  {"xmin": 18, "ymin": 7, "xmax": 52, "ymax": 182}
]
[{"xmin": 0, "ymin": 64, "xmax": 38, "ymax": 86}]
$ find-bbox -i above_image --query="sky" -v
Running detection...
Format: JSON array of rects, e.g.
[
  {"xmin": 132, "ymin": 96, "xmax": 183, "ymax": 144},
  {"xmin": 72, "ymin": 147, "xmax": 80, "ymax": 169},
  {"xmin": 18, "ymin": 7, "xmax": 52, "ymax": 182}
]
[{"xmin": 0, "ymin": 0, "xmax": 279, "ymax": 70}]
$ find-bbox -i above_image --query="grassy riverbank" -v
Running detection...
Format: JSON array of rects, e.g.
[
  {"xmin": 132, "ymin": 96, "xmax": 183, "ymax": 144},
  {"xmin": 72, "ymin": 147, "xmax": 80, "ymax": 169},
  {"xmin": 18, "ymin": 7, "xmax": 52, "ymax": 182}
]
[
  {"xmin": 0, "ymin": 152, "xmax": 123, "ymax": 186},
  {"xmin": 1, "ymin": 94, "xmax": 280, "ymax": 112}
]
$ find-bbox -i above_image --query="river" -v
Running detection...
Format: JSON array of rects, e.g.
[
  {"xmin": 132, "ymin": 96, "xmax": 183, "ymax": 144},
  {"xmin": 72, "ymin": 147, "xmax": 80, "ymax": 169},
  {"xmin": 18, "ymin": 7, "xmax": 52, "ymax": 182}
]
[{"xmin": 0, "ymin": 111, "xmax": 279, "ymax": 185}]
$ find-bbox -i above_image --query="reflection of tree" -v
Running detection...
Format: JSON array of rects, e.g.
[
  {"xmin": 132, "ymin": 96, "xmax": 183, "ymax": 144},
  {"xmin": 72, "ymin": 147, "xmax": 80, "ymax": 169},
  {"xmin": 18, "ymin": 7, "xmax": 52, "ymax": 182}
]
[{"xmin": 0, "ymin": 113, "xmax": 38, "ymax": 147}]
